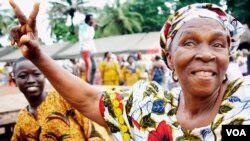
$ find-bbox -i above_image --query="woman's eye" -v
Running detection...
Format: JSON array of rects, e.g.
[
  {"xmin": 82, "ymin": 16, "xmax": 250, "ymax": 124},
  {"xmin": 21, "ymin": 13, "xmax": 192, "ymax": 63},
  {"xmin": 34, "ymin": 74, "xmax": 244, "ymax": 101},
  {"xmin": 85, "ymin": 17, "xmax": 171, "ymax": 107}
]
[
  {"xmin": 18, "ymin": 74, "xmax": 27, "ymax": 79},
  {"xmin": 34, "ymin": 73, "xmax": 41, "ymax": 77},
  {"xmin": 212, "ymin": 42, "xmax": 225, "ymax": 48},
  {"xmin": 184, "ymin": 41, "xmax": 195, "ymax": 46}
]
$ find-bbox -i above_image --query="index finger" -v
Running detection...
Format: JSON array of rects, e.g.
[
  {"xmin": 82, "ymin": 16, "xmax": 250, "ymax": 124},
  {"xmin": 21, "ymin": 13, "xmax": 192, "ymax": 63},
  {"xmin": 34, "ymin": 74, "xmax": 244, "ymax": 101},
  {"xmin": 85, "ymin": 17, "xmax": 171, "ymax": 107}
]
[
  {"xmin": 27, "ymin": 1, "xmax": 40, "ymax": 33},
  {"xmin": 9, "ymin": 0, "xmax": 27, "ymax": 25}
]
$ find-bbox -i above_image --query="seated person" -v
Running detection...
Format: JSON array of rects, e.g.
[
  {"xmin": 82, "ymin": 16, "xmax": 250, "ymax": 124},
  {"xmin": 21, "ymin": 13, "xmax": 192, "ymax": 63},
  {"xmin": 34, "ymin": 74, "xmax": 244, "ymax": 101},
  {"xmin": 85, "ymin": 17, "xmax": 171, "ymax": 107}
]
[{"xmin": 11, "ymin": 57, "xmax": 103, "ymax": 141}]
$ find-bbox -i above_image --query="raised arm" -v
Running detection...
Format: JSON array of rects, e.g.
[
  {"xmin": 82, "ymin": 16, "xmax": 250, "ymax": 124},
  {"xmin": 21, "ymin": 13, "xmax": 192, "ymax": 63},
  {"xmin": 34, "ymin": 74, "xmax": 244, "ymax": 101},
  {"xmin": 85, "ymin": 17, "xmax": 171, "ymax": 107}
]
[{"xmin": 9, "ymin": 0, "xmax": 106, "ymax": 127}]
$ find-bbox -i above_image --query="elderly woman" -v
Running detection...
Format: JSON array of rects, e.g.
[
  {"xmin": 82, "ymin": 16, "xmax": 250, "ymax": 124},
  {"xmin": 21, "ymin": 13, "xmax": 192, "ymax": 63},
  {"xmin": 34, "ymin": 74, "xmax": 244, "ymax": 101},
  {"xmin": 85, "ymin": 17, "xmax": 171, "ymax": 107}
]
[{"xmin": 9, "ymin": 0, "xmax": 250, "ymax": 140}]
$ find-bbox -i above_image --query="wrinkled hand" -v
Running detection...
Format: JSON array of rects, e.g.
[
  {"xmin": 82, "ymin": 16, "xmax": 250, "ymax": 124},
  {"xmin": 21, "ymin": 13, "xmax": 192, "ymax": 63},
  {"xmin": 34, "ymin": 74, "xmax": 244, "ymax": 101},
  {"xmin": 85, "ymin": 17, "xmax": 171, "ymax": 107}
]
[{"xmin": 9, "ymin": 0, "xmax": 40, "ymax": 59}]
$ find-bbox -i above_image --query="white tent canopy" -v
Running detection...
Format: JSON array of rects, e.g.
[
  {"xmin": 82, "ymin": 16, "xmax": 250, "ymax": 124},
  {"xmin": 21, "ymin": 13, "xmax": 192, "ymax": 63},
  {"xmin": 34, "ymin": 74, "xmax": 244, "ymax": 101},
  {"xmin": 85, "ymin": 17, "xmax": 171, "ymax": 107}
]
[
  {"xmin": 0, "ymin": 32, "xmax": 162, "ymax": 62},
  {"xmin": 56, "ymin": 32, "xmax": 161, "ymax": 59},
  {"xmin": 0, "ymin": 42, "xmax": 71, "ymax": 62}
]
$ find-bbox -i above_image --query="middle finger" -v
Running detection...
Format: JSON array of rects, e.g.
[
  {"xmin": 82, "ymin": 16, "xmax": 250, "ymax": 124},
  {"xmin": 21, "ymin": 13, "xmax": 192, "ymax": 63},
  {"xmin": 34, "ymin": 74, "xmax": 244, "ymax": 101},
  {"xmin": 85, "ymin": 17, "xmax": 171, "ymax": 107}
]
[
  {"xmin": 27, "ymin": 1, "xmax": 40, "ymax": 32},
  {"xmin": 9, "ymin": 0, "xmax": 27, "ymax": 25}
]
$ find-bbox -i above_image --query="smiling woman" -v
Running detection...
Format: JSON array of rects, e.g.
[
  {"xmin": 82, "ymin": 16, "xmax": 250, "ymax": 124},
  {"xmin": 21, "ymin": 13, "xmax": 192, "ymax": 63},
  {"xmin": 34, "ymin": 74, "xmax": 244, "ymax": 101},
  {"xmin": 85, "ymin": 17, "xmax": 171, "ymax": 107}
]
[
  {"xmin": 169, "ymin": 18, "xmax": 230, "ymax": 98},
  {"xmin": 8, "ymin": 0, "xmax": 250, "ymax": 140},
  {"xmin": 11, "ymin": 57, "xmax": 103, "ymax": 140}
]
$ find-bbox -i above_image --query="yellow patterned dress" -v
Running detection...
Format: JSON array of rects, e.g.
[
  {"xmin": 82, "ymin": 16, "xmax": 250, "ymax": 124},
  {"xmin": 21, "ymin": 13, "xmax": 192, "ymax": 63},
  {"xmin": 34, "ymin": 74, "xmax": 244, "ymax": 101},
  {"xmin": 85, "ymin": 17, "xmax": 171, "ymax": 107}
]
[
  {"xmin": 121, "ymin": 65, "xmax": 141, "ymax": 86},
  {"xmin": 11, "ymin": 90, "xmax": 102, "ymax": 141},
  {"xmin": 99, "ymin": 60, "xmax": 120, "ymax": 86}
]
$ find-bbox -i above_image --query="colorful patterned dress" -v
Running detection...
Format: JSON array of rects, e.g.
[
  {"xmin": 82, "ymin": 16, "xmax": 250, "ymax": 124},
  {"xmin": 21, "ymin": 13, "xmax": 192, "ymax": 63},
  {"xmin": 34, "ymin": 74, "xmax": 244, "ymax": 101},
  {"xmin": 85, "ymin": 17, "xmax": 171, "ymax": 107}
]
[
  {"xmin": 100, "ymin": 79, "xmax": 250, "ymax": 141},
  {"xmin": 11, "ymin": 90, "xmax": 102, "ymax": 141}
]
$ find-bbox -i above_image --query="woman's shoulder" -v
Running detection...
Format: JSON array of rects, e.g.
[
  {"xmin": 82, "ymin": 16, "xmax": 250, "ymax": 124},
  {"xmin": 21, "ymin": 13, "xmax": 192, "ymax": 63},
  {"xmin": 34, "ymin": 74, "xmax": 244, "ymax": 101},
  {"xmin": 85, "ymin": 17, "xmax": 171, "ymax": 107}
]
[
  {"xmin": 238, "ymin": 77, "xmax": 250, "ymax": 97},
  {"xmin": 46, "ymin": 90, "xmax": 63, "ymax": 101},
  {"xmin": 40, "ymin": 90, "xmax": 70, "ymax": 109},
  {"xmin": 130, "ymin": 80, "xmax": 165, "ymax": 97},
  {"xmin": 17, "ymin": 108, "xmax": 28, "ymax": 117},
  {"xmin": 243, "ymin": 76, "xmax": 250, "ymax": 86},
  {"xmin": 232, "ymin": 77, "xmax": 250, "ymax": 96},
  {"xmin": 15, "ymin": 108, "xmax": 33, "ymax": 124},
  {"xmin": 226, "ymin": 78, "xmax": 250, "ymax": 99},
  {"xmin": 102, "ymin": 80, "xmax": 165, "ymax": 100}
]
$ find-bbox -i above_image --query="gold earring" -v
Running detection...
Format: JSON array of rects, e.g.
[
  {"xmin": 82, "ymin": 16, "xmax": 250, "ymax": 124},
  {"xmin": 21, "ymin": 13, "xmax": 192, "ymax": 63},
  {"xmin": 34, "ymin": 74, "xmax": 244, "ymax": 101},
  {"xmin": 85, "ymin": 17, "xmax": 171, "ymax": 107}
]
[
  {"xmin": 223, "ymin": 74, "xmax": 228, "ymax": 83},
  {"xmin": 172, "ymin": 70, "xmax": 178, "ymax": 83}
]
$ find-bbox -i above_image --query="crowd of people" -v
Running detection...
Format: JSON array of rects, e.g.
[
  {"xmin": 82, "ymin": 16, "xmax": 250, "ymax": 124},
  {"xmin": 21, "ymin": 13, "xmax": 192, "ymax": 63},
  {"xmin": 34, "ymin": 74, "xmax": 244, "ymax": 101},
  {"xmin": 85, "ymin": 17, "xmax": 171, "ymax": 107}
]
[
  {"xmin": 56, "ymin": 51, "xmax": 181, "ymax": 90},
  {"xmin": 1, "ymin": 0, "xmax": 250, "ymax": 140},
  {"xmin": 1, "ymin": 47, "xmax": 250, "ymax": 89}
]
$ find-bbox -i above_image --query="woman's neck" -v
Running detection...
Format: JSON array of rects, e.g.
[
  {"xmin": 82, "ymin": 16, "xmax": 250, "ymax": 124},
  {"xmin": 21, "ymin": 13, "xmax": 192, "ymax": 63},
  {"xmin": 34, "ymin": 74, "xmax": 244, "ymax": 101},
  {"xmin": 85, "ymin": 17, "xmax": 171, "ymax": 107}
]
[
  {"xmin": 181, "ymin": 91, "xmax": 220, "ymax": 116},
  {"xmin": 28, "ymin": 92, "xmax": 47, "ymax": 109},
  {"xmin": 177, "ymin": 82, "xmax": 228, "ymax": 129}
]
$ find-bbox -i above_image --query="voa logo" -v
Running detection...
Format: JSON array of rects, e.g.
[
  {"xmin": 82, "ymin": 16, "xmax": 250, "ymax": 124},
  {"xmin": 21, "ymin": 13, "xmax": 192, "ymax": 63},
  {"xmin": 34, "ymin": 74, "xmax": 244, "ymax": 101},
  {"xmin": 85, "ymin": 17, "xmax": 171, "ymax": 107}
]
[{"xmin": 226, "ymin": 129, "xmax": 246, "ymax": 136}]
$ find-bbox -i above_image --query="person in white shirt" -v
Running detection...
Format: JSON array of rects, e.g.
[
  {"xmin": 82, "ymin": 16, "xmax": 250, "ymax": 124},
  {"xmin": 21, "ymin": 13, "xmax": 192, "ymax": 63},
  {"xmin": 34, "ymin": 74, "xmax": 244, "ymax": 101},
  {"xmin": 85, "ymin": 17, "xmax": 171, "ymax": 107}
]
[
  {"xmin": 237, "ymin": 49, "xmax": 249, "ymax": 76},
  {"xmin": 227, "ymin": 56, "xmax": 243, "ymax": 80},
  {"xmin": 79, "ymin": 14, "xmax": 97, "ymax": 84}
]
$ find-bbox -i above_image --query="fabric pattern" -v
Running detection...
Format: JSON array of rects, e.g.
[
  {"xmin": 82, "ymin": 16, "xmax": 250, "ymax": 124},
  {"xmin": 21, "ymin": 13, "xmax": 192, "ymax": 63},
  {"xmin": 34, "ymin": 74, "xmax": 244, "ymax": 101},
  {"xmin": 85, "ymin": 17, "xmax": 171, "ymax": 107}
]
[
  {"xmin": 160, "ymin": 3, "xmax": 245, "ymax": 54},
  {"xmin": 11, "ymin": 90, "xmax": 102, "ymax": 141},
  {"xmin": 100, "ymin": 79, "xmax": 250, "ymax": 141}
]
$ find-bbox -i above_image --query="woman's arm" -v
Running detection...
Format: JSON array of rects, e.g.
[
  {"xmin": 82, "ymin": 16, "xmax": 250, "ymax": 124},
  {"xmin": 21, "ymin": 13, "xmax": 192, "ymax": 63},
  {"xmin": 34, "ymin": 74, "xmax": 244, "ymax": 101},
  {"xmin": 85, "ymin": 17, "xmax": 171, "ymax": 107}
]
[{"xmin": 9, "ymin": 0, "xmax": 106, "ymax": 127}]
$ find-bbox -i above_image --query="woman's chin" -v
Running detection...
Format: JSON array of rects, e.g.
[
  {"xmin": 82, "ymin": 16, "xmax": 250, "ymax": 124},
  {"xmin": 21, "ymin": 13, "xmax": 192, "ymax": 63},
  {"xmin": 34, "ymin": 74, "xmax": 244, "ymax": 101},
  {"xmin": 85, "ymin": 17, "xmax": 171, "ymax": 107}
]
[
  {"xmin": 26, "ymin": 92, "xmax": 42, "ymax": 99},
  {"xmin": 183, "ymin": 80, "xmax": 220, "ymax": 98},
  {"xmin": 191, "ymin": 89, "xmax": 216, "ymax": 98}
]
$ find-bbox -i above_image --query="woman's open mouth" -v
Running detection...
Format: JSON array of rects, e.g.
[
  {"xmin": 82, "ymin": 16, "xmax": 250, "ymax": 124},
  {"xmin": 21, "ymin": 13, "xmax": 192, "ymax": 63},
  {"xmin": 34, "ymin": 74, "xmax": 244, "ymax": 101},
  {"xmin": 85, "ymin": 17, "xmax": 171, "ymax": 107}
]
[
  {"xmin": 26, "ymin": 86, "xmax": 39, "ymax": 93},
  {"xmin": 191, "ymin": 70, "xmax": 216, "ymax": 80}
]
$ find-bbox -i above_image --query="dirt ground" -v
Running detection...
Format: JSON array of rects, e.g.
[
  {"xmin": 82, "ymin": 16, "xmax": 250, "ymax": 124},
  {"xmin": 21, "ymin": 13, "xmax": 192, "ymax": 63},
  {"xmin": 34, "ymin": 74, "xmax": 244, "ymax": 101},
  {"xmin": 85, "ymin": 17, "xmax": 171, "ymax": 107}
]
[{"xmin": 0, "ymin": 83, "xmax": 114, "ymax": 141}]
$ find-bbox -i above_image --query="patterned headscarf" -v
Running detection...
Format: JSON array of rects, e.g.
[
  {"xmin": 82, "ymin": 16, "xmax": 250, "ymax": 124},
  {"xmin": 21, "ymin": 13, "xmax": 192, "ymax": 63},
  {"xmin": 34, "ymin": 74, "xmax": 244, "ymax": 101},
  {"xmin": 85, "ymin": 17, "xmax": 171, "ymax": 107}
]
[{"xmin": 160, "ymin": 3, "xmax": 245, "ymax": 54}]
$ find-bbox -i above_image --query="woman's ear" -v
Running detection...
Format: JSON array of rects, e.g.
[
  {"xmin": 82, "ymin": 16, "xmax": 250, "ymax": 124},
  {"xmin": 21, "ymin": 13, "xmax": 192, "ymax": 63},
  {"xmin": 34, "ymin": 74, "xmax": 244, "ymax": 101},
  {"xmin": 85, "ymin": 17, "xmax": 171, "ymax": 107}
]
[{"xmin": 166, "ymin": 51, "xmax": 174, "ymax": 70}]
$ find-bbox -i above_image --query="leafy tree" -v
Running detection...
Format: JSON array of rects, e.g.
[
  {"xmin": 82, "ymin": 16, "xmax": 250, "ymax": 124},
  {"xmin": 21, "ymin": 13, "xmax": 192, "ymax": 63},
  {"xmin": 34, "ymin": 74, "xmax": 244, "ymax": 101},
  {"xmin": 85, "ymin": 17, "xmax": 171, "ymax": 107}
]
[
  {"xmin": 128, "ymin": 0, "xmax": 171, "ymax": 32},
  {"xmin": 128, "ymin": 0, "xmax": 222, "ymax": 32},
  {"xmin": 50, "ymin": 18, "xmax": 77, "ymax": 43},
  {"xmin": 96, "ymin": 0, "xmax": 143, "ymax": 37},
  {"xmin": 175, "ymin": 0, "xmax": 220, "ymax": 10},
  {"xmin": 227, "ymin": 0, "xmax": 250, "ymax": 27},
  {"xmin": 47, "ymin": 0, "xmax": 97, "ymax": 42},
  {"xmin": 177, "ymin": 0, "xmax": 250, "ymax": 27},
  {"xmin": 0, "ymin": 4, "xmax": 18, "ymax": 37}
]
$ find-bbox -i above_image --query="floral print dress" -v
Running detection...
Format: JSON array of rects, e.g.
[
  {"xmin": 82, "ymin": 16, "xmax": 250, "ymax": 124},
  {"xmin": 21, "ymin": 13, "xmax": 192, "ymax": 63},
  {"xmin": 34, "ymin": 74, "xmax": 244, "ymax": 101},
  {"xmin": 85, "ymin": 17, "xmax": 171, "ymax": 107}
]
[
  {"xmin": 11, "ymin": 90, "xmax": 102, "ymax": 141},
  {"xmin": 100, "ymin": 78, "xmax": 250, "ymax": 141}
]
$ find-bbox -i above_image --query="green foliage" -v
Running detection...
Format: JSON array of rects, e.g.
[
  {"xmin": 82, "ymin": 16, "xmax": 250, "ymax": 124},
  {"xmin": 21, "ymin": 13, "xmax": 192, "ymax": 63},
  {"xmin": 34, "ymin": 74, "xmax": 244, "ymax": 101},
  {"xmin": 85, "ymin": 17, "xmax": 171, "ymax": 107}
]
[
  {"xmin": 48, "ymin": 0, "xmax": 98, "ymax": 42},
  {"xmin": 227, "ymin": 0, "xmax": 250, "ymax": 27},
  {"xmin": 128, "ymin": 0, "xmax": 171, "ymax": 32},
  {"xmin": 0, "ymin": 4, "xmax": 18, "ymax": 37},
  {"xmin": 47, "ymin": 0, "xmax": 250, "ymax": 39},
  {"xmin": 52, "ymin": 19, "xmax": 77, "ymax": 43},
  {"xmin": 176, "ymin": 0, "xmax": 220, "ymax": 10},
  {"xmin": 96, "ymin": 0, "xmax": 143, "ymax": 37}
]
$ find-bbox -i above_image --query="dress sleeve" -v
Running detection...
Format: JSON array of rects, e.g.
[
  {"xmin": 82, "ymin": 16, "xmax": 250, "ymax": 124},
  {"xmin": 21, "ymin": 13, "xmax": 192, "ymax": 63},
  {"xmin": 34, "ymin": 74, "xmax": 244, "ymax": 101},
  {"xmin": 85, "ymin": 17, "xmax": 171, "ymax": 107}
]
[
  {"xmin": 99, "ymin": 80, "xmax": 165, "ymax": 140},
  {"xmin": 11, "ymin": 120, "xmax": 21, "ymax": 141},
  {"xmin": 11, "ymin": 110, "xmax": 28, "ymax": 141},
  {"xmin": 99, "ymin": 62, "xmax": 104, "ymax": 73},
  {"xmin": 55, "ymin": 90, "xmax": 104, "ymax": 140},
  {"xmin": 73, "ymin": 109, "xmax": 91, "ymax": 138},
  {"xmin": 137, "ymin": 68, "xmax": 142, "ymax": 78}
]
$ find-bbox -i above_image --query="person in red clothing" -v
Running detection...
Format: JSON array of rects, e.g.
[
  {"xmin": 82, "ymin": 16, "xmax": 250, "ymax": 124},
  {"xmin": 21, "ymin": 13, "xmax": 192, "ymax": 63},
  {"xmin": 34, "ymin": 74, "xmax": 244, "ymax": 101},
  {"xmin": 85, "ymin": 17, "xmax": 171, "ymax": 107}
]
[{"xmin": 79, "ymin": 14, "xmax": 97, "ymax": 84}]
